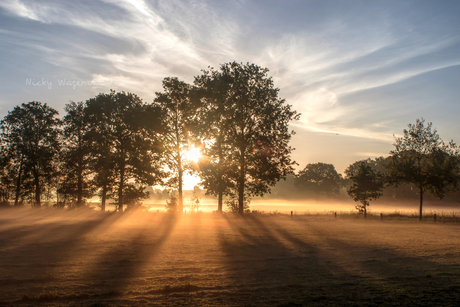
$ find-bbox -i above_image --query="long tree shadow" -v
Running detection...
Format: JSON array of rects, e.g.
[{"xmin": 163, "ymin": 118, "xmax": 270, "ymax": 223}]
[
  {"xmin": 0, "ymin": 210, "xmax": 116, "ymax": 252},
  {"xmin": 286, "ymin": 219, "xmax": 460, "ymax": 305},
  {"xmin": 216, "ymin": 214, "xmax": 460, "ymax": 306},
  {"xmin": 0, "ymin": 210, "xmax": 128, "ymax": 302},
  {"xmin": 215, "ymin": 214, "xmax": 364, "ymax": 306},
  {"xmin": 79, "ymin": 212, "xmax": 180, "ymax": 299},
  {"xmin": 266, "ymin": 217, "xmax": 460, "ymax": 306}
]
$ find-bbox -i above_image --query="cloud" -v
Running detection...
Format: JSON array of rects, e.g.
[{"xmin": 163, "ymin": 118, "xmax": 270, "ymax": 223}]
[{"xmin": 1, "ymin": 0, "xmax": 460, "ymax": 169}]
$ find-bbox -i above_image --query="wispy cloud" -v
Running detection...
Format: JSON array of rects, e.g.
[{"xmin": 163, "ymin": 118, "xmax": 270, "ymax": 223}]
[{"xmin": 1, "ymin": 0, "xmax": 460, "ymax": 169}]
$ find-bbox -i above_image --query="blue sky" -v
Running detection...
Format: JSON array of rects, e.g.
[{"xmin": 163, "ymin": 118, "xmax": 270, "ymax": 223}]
[{"xmin": 1, "ymin": 0, "xmax": 460, "ymax": 175}]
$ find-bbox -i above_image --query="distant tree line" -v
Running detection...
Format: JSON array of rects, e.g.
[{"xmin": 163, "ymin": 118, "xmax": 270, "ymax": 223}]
[
  {"xmin": 0, "ymin": 62, "xmax": 299, "ymax": 214},
  {"xmin": 271, "ymin": 119, "xmax": 460, "ymax": 220}
]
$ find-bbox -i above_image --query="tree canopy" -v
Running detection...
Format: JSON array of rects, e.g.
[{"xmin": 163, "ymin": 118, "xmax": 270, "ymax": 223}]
[
  {"xmin": 194, "ymin": 66, "xmax": 241, "ymax": 212},
  {"xmin": 196, "ymin": 62, "xmax": 300, "ymax": 213},
  {"xmin": 58, "ymin": 101, "xmax": 94, "ymax": 207},
  {"xmin": 84, "ymin": 91, "xmax": 166, "ymax": 212},
  {"xmin": 154, "ymin": 77, "xmax": 196, "ymax": 212},
  {"xmin": 295, "ymin": 162, "xmax": 343, "ymax": 196},
  {"xmin": 386, "ymin": 118, "xmax": 460, "ymax": 220},
  {"xmin": 0, "ymin": 102, "xmax": 60, "ymax": 206},
  {"xmin": 346, "ymin": 162, "xmax": 385, "ymax": 217}
]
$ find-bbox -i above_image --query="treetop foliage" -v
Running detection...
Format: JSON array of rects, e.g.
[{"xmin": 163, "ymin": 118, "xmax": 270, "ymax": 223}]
[
  {"xmin": 347, "ymin": 162, "xmax": 385, "ymax": 217},
  {"xmin": 295, "ymin": 162, "xmax": 343, "ymax": 195}
]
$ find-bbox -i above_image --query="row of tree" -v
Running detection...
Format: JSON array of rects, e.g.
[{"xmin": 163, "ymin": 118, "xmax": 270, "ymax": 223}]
[
  {"xmin": 0, "ymin": 62, "xmax": 299, "ymax": 213},
  {"xmin": 347, "ymin": 119, "xmax": 460, "ymax": 219},
  {"xmin": 266, "ymin": 119, "xmax": 460, "ymax": 220}
]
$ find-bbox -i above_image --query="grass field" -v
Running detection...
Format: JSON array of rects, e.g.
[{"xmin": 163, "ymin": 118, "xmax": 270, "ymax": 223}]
[{"xmin": 1, "ymin": 208, "xmax": 460, "ymax": 306}]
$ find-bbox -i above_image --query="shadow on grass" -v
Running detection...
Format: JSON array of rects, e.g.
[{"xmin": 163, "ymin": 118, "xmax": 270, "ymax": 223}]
[
  {"xmin": 216, "ymin": 214, "xmax": 460, "ymax": 306},
  {"xmin": 80, "ymin": 212, "xmax": 180, "ymax": 295},
  {"xmin": 0, "ymin": 210, "xmax": 132, "ymax": 302}
]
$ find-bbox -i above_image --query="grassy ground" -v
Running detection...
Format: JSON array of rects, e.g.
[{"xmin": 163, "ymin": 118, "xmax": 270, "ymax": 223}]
[{"xmin": 1, "ymin": 208, "xmax": 460, "ymax": 306}]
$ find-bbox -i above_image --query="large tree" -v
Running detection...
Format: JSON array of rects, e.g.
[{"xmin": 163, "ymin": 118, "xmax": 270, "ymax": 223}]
[
  {"xmin": 386, "ymin": 118, "xmax": 459, "ymax": 220},
  {"xmin": 210, "ymin": 62, "xmax": 299, "ymax": 213},
  {"xmin": 85, "ymin": 91, "xmax": 165, "ymax": 212},
  {"xmin": 59, "ymin": 101, "xmax": 94, "ymax": 207},
  {"xmin": 0, "ymin": 102, "xmax": 60, "ymax": 207},
  {"xmin": 154, "ymin": 77, "xmax": 196, "ymax": 212},
  {"xmin": 0, "ymin": 148, "xmax": 13, "ymax": 203},
  {"xmin": 193, "ymin": 68, "xmax": 235, "ymax": 212},
  {"xmin": 346, "ymin": 162, "xmax": 385, "ymax": 218},
  {"xmin": 295, "ymin": 162, "xmax": 343, "ymax": 196}
]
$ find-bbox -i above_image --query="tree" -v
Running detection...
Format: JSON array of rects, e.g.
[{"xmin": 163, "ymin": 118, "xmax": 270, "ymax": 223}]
[
  {"xmin": 0, "ymin": 102, "xmax": 60, "ymax": 207},
  {"xmin": 165, "ymin": 194, "xmax": 178, "ymax": 212},
  {"xmin": 295, "ymin": 162, "xmax": 343, "ymax": 196},
  {"xmin": 59, "ymin": 101, "xmax": 94, "ymax": 207},
  {"xmin": 386, "ymin": 118, "xmax": 460, "ymax": 220},
  {"xmin": 344, "ymin": 157, "xmax": 388, "ymax": 179},
  {"xmin": 211, "ymin": 62, "xmax": 299, "ymax": 213},
  {"xmin": 193, "ymin": 67, "xmax": 237, "ymax": 212},
  {"xmin": 0, "ymin": 148, "xmax": 13, "ymax": 203},
  {"xmin": 85, "ymin": 91, "xmax": 166, "ymax": 212},
  {"xmin": 154, "ymin": 77, "xmax": 196, "ymax": 212},
  {"xmin": 344, "ymin": 156, "xmax": 419, "ymax": 202},
  {"xmin": 225, "ymin": 197, "xmax": 249, "ymax": 213},
  {"xmin": 346, "ymin": 162, "xmax": 385, "ymax": 217}
]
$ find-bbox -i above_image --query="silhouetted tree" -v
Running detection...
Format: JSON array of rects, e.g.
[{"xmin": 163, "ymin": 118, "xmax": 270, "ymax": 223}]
[
  {"xmin": 1, "ymin": 116, "xmax": 26, "ymax": 206},
  {"xmin": 344, "ymin": 157, "xmax": 388, "ymax": 179},
  {"xmin": 0, "ymin": 149, "xmax": 13, "ymax": 203},
  {"xmin": 193, "ymin": 68, "xmax": 236, "ymax": 212},
  {"xmin": 165, "ymin": 194, "xmax": 178, "ymax": 212},
  {"xmin": 213, "ymin": 62, "xmax": 299, "ymax": 213},
  {"xmin": 85, "ymin": 91, "xmax": 165, "ymax": 212},
  {"xmin": 1, "ymin": 102, "xmax": 60, "ymax": 207},
  {"xmin": 295, "ymin": 162, "xmax": 343, "ymax": 196},
  {"xmin": 59, "ymin": 101, "xmax": 94, "ymax": 207},
  {"xmin": 344, "ymin": 156, "xmax": 419, "ymax": 202},
  {"xmin": 225, "ymin": 197, "xmax": 250, "ymax": 213},
  {"xmin": 386, "ymin": 118, "xmax": 460, "ymax": 220},
  {"xmin": 84, "ymin": 94, "xmax": 115, "ymax": 210},
  {"xmin": 347, "ymin": 162, "xmax": 385, "ymax": 217},
  {"xmin": 154, "ymin": 77, "xmax": 196, "ymax": 212}
]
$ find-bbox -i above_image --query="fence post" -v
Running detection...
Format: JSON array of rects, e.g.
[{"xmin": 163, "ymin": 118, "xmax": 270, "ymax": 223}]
[
  {"xmin": 291, "ymin": 211, "xmax": 293, "ymax": 219},
  {"xmin": 434, "ymin": 213, "xmax": 436, "ymax": 223},
  {"xmin": 380, "ymin": 213, "xmax": 383, "ymax": 220},
  {"xmin": 335, "ymin": 212, "xmax": 337, "ymax": 219}
]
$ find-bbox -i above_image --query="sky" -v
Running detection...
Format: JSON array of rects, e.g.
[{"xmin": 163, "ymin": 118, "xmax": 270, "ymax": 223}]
[{"xmin": 1, "ymin": 0, "xmax": 460, "ymax": 181}]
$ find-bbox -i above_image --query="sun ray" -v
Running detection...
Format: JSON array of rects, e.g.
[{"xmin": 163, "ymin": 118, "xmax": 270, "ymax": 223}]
[{"xmin": 183, "ymin": 146, "xmax": 201, "ymax": 163}]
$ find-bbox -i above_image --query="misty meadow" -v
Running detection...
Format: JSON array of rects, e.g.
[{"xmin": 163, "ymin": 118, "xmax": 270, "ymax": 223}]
[{"xmin": 2, "ymin": 0, "xmax": 460, "ymax": 306}]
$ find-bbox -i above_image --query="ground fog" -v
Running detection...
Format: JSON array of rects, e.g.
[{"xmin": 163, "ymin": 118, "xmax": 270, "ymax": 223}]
[{"xmin": 1, "ymin": 208, "xmax": 460, "ymax": 306}]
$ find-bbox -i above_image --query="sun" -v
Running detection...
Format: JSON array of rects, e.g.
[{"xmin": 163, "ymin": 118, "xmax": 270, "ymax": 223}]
[{"xmin": 183, "ymin": 146, "xmax": 201, "ymax": 162}]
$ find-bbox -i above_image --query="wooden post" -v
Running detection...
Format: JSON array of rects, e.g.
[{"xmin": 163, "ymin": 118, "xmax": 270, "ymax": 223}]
[
  {"xmin": 291, "ymin": 211, "xmax": 293, "ymax": 219},
  {"xmin": 380, "ymin": 213, "xmax": 383, "ymax": 220},
  {"xmin": 434, "ymin": 213, "xmax": 436, "ymax": 223}
]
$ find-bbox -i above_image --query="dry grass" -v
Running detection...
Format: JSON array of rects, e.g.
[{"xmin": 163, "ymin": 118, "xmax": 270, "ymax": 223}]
[{"xmin": 1, "ymin": 207, "xmax": 460, "ymax": 306}]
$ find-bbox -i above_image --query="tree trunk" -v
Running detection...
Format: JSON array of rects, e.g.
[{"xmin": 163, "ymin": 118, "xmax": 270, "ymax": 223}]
[
  {"xmin": 34, "ymin": 169, "xmax": 41, "ymax": 207},
  {"xmin": 238, "ymin": 147, "xmax": 245, "ymax": 214},
  {"xmin": 419, "ymin": 186, "xmax": 423, "ymax": 221},
  {"xmin": 118, "ymin": 165, "xmax": 125, "ymax": 213},
  {"xmin": 101, "ymin": 185, "xmax": 106, "ymax": 212},
  {"xmin": 174, "ymin": 110, "xmax": 183, "ymax": 213},
  {"xmin": 178, "ymin": 154, "xmax": 183, "ymax": 213},
  {"xmin": 364, "ymin": 204, "xmax": 367, "ymax": 218},
  {"xmin": 77, "ymin": 130, "xmax": 83, "ymax": 207},
  {"xmin": 77, "ymin": 155, "xmax": 83, "ymax": 207},
  {"xmin": 218, "ymin": 190, "xmax": 223, "ymax": 213},
  {"xmin": 14, "ymin": 154, "xmax": 23, "ymax": 206},
  {"xmin": 217, "ymin": 136, "xmax": 223, "ymax": 213}
]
